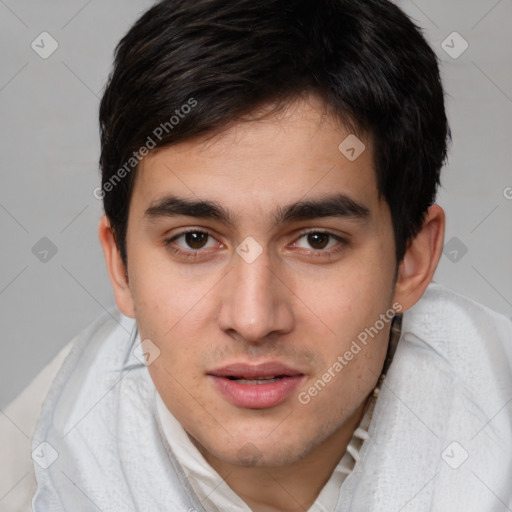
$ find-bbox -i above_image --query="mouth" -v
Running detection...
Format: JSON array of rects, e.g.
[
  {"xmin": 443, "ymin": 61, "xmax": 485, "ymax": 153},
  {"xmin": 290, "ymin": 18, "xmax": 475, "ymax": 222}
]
[
  {"xmin": 224, "ymin": 376, "xmax": 286, "ymax": 384},
  {"xmin": 207, "ymin": 362, "xmax": 305, "ymax": 409}
]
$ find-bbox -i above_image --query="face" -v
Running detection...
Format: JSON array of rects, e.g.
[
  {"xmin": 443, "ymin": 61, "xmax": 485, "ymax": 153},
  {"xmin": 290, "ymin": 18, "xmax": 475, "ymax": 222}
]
[{"xmin": 121, "ymin": 96, "xmax": 399, "ymax": 468}]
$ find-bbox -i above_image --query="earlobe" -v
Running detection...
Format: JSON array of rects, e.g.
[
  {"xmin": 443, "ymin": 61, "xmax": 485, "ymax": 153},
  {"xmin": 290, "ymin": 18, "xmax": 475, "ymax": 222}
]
[
  {"xmin": 393, "ymin": 205, "xmax": 445, "ymax": 312},
  {"xmin": 98, "ymin": 215, "xmax": 136, "ymax": 318}
]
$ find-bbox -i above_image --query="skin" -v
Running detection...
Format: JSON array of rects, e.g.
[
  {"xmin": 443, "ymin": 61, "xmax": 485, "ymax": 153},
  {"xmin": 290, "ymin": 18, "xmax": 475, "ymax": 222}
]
[{"xmin": 99, "ymin": 95, "xmax": 445, "ymax": 511}]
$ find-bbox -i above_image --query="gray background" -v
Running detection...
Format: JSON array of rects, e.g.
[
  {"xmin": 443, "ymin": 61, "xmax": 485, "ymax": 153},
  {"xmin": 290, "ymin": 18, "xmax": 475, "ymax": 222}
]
[{"xmin": 1, "ymin": 0, "xmax": 511, "ymax": 409}]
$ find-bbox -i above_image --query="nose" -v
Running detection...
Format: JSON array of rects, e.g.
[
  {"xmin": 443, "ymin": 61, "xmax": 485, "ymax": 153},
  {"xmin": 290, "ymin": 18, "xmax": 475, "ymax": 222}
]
[{"xmin": 217, "ymin": 245, "xmax": 294, "ymax": 344}]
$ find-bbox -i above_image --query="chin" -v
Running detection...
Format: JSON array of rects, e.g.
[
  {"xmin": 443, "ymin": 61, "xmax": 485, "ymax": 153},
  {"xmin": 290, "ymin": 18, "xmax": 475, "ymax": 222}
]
[{"xmin": 197, "ymin": 427, "xmax": 324, "ymax": 469}]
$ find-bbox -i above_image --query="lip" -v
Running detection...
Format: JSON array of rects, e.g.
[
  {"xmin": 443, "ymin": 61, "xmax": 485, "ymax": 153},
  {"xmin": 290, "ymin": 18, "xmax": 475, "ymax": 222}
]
[
  {"xmin": 208, "ymin": 362, "xmax": 303, "ymax": 379},
  {"xmin": 207, "ymin": 362, "xmax": 305, "ymax": 409}
]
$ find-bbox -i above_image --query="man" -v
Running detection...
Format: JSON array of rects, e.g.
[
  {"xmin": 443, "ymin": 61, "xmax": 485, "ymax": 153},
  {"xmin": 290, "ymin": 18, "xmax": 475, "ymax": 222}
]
[{"xmin": 20, "ymin": 0, "xmax": 512, "ymax": 510}]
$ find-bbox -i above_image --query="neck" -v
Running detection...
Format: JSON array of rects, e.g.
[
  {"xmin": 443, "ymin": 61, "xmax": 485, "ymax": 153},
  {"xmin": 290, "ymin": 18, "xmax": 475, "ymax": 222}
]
[{"xmin": 194, "ymin": 395, "xmax": 370, "ymax": 512}]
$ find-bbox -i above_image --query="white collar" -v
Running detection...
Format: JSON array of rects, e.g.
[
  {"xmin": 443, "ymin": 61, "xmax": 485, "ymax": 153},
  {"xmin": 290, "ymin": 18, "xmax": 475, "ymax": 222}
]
[{"xmin": 155, "ymin": 390, "xmax": 373, "ymax": 512}]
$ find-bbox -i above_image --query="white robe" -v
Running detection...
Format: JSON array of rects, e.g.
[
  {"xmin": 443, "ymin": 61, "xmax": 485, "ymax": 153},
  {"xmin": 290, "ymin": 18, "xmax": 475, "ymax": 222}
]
[{"xmin": 20, "ymin": 284, "xmax": 512, "ymax": 510}]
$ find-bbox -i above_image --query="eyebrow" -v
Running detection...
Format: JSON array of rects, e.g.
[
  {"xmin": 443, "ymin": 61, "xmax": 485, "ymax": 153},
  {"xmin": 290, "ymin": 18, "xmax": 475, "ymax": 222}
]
[{"xmin": 144, "ymin": 193, "xmax": 370, "ymax": 226}]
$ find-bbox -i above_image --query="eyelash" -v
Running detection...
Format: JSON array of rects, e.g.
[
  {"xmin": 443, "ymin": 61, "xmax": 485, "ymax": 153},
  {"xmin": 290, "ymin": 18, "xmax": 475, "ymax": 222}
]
[{"xmin": 163, "ymin": 229, "xmax": 348, "ymax": 261}]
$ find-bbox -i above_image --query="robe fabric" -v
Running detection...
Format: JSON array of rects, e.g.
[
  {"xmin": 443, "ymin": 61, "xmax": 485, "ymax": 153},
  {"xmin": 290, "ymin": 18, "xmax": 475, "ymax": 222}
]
[{"xmin": 31, "ymin": 284, "xmax": 512, "ymax": 511}]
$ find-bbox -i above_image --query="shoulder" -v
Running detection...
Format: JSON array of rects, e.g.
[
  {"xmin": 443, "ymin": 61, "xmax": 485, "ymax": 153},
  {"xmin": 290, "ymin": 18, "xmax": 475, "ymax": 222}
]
[
  {"xmin": 400, "ymin": 282, "xmax": 512, "ymax": 409},
  {"xmin": 403, "ymin": 282, "xmax": 512, "ymax": 357},
  {"xmin": 0, "ymin": 339, "xmax": 74, "ymax": 511},
  {"xmin": 0, "ymin": 307, "xmax": 134, "ymax": 512}
]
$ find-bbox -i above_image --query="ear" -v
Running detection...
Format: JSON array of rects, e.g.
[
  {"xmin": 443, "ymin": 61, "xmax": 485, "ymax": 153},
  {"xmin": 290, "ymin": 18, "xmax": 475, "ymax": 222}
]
[
  {"xmin": 393, "ymin": 204, "xmax": 445, "ymax": 312},
  {"xmin": 98, "ymin": 215, "xmax": 136, "ymax": 318}
]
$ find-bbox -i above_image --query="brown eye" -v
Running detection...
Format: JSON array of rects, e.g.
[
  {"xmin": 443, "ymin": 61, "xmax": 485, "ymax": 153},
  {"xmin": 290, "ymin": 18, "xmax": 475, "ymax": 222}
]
[
  {"xmin": 294, "ymin": 231, "xmax": 341, "ymax": 252},
  {"xmin": 183, "ymin": 231, "xmax": 209, "ymax": 249},
  {"xmin": 306, "ymin": 233, "xmax": 330, "ymax": 250},
  {"xmin": 164, "ymin": 229, "xmax": 217, "ymax": 252}
]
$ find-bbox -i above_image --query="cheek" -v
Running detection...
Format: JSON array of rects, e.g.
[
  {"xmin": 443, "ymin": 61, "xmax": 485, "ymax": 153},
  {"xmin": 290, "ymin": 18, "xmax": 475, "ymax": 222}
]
[
  {"xmin": 297, "ymin": 316, "xmax": 390, "ymax": 429},
  {"xmin": 293, "ymin": 257, "xmax": 395, "ymax": 339},
  {"xmin": 291, "ymin": 249, "xmax": 395, "ymax": 400},
  {"xmin": 128, "ymin": 247, "xmax": 209, "ymax": 334}
]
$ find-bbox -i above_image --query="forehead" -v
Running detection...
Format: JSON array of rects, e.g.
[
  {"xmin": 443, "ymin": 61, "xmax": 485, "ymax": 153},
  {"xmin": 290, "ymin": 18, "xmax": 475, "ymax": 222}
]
[{"xmin": 131, "ymin": 96, "xmax": 379, "ymax": 220}]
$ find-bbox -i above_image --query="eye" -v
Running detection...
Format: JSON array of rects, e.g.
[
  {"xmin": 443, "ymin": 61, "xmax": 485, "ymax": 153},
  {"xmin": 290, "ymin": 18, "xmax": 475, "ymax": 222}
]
[
  {"xmin": 296, "ymin": 231, "xmax": 344, "ymax": 252},
  {"xmin": 163, "ymin": 229, "xmax": 219, "ymax": 257},
  {"xmin": 163, "ymin": 228, "xmax": 348, "ymax": 261}
]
